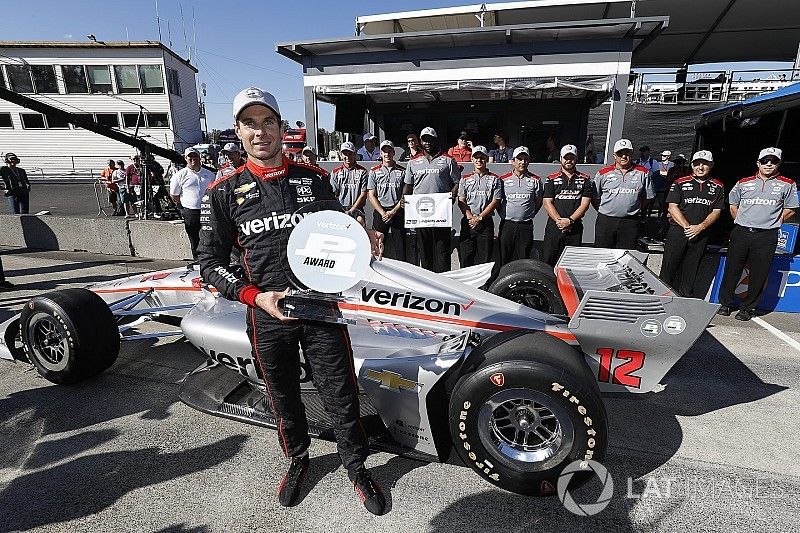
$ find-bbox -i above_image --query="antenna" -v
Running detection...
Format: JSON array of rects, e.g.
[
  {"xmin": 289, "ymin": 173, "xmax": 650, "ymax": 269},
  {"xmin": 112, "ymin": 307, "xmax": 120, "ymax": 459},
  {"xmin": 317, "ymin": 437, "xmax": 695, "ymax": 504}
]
[
  {"xmin": 155, "ymin": 0, "xmax": 163, "ymax": 42},
  {"xmin": 125, "ymin": 26, "xmax": 130, "ymax": 43},
  {"xmin": 191, "ymin": 6, "xmax": 197, "ymax": 64},
  {"xmin": 167, "ymin": 20, "xmax": 172, "ymax": 49},
  {"xmin": 180, "ymin": 3, "xmax": 189, "ymax": 60}
]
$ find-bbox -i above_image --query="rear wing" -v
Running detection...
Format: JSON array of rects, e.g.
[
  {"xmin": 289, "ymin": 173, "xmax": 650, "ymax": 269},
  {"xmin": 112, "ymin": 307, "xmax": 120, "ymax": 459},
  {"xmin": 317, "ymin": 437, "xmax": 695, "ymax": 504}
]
[{"xmin": 556, "ymin": 247, "xmax": 719, "ymax": 394}]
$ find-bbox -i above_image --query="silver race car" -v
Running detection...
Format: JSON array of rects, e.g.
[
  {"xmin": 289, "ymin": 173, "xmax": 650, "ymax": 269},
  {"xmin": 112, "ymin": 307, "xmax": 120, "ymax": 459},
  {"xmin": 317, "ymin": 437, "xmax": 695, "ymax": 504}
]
[{"xmin": 0, "ymin": 247, "xmax": 717, "ymax": 497}]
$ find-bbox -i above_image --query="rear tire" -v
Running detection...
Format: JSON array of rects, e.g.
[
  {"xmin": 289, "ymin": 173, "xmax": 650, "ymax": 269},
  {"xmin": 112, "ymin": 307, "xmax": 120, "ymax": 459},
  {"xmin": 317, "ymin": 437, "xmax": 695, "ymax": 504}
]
[
  {"xmin": 488, "ymin": 263, "xmax": 566, "ymax": 315},
  {"xmin": 449, "ymin": 333, "xmax": 607, "ymax": 496},
  {"xmin": 20, "ymin": 288, "xmax": 119, "ymax": 384}
]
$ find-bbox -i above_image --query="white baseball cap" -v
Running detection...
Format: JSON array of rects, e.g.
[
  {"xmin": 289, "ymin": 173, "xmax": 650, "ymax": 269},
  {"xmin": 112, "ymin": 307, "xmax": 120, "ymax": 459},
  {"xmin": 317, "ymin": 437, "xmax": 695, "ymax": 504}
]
[
  {"xmin": 363, "ymin": 132, "xmax": 377, "ymax": 141},
  {"xmin": 512, "ymin": 146, "xmax": 530, "ymax": 159},
  {"xmin": 758, "ymin": 147, "xmax": 782, "ymax": 161},
  {"xmin": 301, "ymin": 145, "xmax": 315, "ymax": 155},
  {"xmin": 613, "ymin": 139, "xmax": 634, "ymax": 153},
  {"xmin": 660, "ymin": 150, "xmax": 672, "ymax": 157},
  {"xmin": 560, "ymin": 144, "xmax": 578, "ymax": 157},
  {"xmin": 340, "ymin": 141, "xmax": 356, "ymax": 153},
  {"xmin": 184, "ymin": 147, "xmax": 200, "ymax": 157},
  {"xmin": 222, "ymin": 142, "xmax": 240, "ymax": 153},
  {"xmin": 691, "ymin": 150, "xmax": 713, "ymax": 163},
  {"xmin": 232, "ymin": 87, "xmax": 280, "ymax": 120},
  {"xmin": 471, "ymin": 145, "xmax": 488, "ymax": 157},
  {"xmin": 420, "ymin": 127, "xmax": 437, "ymax": 139},
  {"xmin": 379, "ymin": 140, "xmax": 395, "ymax": 151}
]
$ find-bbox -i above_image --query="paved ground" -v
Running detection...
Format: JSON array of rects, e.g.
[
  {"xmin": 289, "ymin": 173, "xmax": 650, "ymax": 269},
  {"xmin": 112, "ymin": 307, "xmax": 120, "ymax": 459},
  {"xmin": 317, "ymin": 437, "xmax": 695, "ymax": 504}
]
[{"xmin": 0, "ymin": 249, "xmax": 799, "ymax": 533}]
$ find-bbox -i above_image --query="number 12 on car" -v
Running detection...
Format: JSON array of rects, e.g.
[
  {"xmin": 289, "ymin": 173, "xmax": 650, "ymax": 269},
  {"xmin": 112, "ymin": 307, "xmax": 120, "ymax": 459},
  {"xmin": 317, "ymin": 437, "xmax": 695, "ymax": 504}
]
[{"xmin": 596, "ymin": 348, "xmax": 646, "ymax": 388}]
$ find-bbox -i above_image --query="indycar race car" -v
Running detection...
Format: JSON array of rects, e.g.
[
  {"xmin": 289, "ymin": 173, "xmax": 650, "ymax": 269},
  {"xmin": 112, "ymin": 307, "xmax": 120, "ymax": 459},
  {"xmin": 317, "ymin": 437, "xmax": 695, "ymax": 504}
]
[{"xmin": 0, "ymin": 246, "xmax": 718, "ymax": 497}]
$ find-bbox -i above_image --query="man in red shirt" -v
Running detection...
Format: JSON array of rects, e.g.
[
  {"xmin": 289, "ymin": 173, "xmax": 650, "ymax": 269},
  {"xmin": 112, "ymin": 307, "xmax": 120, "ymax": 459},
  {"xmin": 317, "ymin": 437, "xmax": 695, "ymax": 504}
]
[
  {"xmin": 100, "ymin": 159, "xmax": 121, "ymax": 215},
  {"xmin": 447, "ymin": 131, "xmax": 473, "ymax": 163}
]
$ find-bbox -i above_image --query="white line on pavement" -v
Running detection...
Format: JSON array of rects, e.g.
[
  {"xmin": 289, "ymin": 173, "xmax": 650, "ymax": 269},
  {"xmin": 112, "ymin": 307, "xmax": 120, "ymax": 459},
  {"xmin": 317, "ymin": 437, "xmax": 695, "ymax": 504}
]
[{"xmin": 753, "ymin": 316, "xmax": 800, "ymax": 355}]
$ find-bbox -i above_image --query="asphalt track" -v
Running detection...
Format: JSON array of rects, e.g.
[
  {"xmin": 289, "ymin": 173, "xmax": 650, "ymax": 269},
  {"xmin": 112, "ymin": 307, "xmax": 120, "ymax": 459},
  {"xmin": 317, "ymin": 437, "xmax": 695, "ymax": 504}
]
[{"xmin": 0, "ymin": 249, "xmax": 799, "ymax": 533}]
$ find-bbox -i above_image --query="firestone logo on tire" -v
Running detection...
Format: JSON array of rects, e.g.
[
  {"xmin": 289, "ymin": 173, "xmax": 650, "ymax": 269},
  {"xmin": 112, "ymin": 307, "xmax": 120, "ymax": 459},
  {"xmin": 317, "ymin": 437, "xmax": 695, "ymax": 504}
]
[
  {"xmin": 557, "ymin": 459, "xmax": 614, "ymax": 516},
  {"xmin": 489, "ymin": 373, "xmax": 505, "ymax": 386}
]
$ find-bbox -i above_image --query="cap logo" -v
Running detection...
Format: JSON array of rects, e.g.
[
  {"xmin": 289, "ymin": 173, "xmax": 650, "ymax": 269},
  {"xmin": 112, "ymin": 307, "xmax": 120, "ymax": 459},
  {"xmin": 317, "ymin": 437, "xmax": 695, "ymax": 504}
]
[{"xmin": 245, "ymin": 88, "xmax": 263, "ymax": 98}]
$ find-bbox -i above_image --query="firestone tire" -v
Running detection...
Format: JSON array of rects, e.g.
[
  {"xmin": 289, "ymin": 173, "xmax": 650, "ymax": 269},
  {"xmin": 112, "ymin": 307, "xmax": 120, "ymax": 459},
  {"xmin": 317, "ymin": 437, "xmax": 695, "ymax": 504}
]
[
  {"xmin": 20, "ymin": 288, "xmax": 119, "ymax": 385},
  {"xmin": 496, "ymin": 258, "xmax": 555, "ymax": 281},
  {"xmin": 488, "ymin": 265, "xmax": 567, "ymax": 315},
  {"xmin": 449, "ymin": 335, "xmax": 607, "ymax": 496}
]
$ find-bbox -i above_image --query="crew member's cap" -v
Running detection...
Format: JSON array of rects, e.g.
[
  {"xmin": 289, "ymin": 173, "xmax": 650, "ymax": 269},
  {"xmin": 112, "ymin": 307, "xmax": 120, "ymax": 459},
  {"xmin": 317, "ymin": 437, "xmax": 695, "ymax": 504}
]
[
  {"xmin": 458, "ymin": 131, "xmax": 469, "ymax": 140},
  {"xmin": 363, "ymin": 132, "xmax": 377, "ymax": 142},
  {"xmin": 4, "ymin": 152, "xmax": 17, "ymax": 159},
  {"xmin": 379, "ymin": 140, "xmax": 395, "ymax": 151},
  {"xmin": 560, "ymin": 144, "xmax": 578, "ymax": 157},
  {"xmin": 512, "ymin": 146, "xmax": 530, "ymax": 158},
  {"xmin": 184, "ymin": 147, "xmax": 200, "ymax": 157},
  {"xmin": 232, "ymin": 86, "xmax": 280, "ymax": 120},
  {"xmin": 758, "ymin": 147, "xmax": 782, "ymax": 161},
  {"xmin": 340, "ymin": 141, "xmax": 356, "ymax": 153},
  {"xmin": 675, "ymin": 153, "xmax": 687, "ymax": 161},
  {"xmin": 691, "ymin": 150, "xmax": 713, "ymax": 163},
  {"xmin": 613, "ymin": 139, "xmax": 634, "ymax": 153},
  {"xmin": 471, "ymin": 145, "xmax": 488, "ymax": 157},
  {"xmin": 660, "ymin": 150, "xmax": 672, "ymax": 157},
  {"xmin": 222, "ymin": 142, "xmax": 240, "ymax": 153},
  {"xmin": 420, "ymin": 127, "xmax": 437, "ymax": 139},
  {"xmin": 301, "ymin": 145, "xmax": 315, "ymax": 155}
]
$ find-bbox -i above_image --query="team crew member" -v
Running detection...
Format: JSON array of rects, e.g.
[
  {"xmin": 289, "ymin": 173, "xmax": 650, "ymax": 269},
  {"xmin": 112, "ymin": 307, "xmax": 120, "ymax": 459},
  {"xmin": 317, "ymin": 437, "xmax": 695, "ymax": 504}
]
[
  {"xmin": 1, "ymin": 153, "xmax": 30, "ymax": 214},
  {"xmin": 197, "ymin": 87, "xmax": 385, "ymax": 515},
  {"xmin": 592, "ymin": 139, "xmax": 655, "ymax": 249},
  {"xmin": 170, "ymin": 147, "xmax": 216, "ymax": 260},
  {"xmin": 497, "ymin": 146, "xmax": 542, "ymax": 266},
  {"xmin": 367, "ymin": 140, "xmax": 406, "ymax": 261},
  {"xmin": 457, "ymin": 146, "xmax": 502, "ymax": 267},
  {"xmin": 300, "ymin": 145, "xmax": 318, "ymax": 166},
  {"xmin": 216, "ymin": 143, "xmax": 244, "ymax": 179},
  {"xmin": 718, "ymin": 147, "xmax": 799, "ymax": 321},
  {"xmin": 659, "ymin": 150, "xmax": 724, "ymax": 297},
  {"xmin": 331, "ymin": 142, "xmax": 368, "ymax": 219},
  {"xmin": 542, "ymin": 145, "xmax": 593, "ymax": 266},
  {"xmin": 403, "ymin": 127, "xmax": 460, "ymax": 272},
  {"xmin": 357, "ymin": 133, "xmax": 380, "ymax": 162}
]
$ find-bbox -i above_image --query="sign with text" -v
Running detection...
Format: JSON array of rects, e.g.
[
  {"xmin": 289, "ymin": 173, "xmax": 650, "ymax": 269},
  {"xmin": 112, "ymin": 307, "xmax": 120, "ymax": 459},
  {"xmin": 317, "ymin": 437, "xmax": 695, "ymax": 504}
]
[
  {"xmin": 709, "ymin": 253, "xmax": 800, "ymax": 312},
  {"xmin": 404, "ymin": 193, "xmax": 452, "ymax": 228}
]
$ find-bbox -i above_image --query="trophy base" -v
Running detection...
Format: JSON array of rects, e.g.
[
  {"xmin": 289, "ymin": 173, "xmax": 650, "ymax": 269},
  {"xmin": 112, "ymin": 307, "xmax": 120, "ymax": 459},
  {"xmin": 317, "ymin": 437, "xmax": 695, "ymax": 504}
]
[{"xmin": 281, "ymin": 291, "xmax": 355, "ymax": 325}]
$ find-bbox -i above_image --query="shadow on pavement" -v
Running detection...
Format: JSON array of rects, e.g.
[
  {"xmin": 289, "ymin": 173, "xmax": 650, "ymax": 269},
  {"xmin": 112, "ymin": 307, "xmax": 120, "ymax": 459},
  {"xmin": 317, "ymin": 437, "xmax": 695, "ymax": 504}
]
[
  {"xmin": 0, "ymin": 435, "xmax": 247, "ymax": 531},
  {"xmin": 429, "ymin": 330, "xmax": 786, "ymax": 531}
]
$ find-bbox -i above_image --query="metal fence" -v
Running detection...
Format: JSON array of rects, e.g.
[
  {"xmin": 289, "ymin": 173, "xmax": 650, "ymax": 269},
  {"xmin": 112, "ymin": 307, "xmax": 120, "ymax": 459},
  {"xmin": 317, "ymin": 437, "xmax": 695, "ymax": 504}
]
[{"xmin": 2, "ymin": 154, "xmax": 173, "ymax": 179}]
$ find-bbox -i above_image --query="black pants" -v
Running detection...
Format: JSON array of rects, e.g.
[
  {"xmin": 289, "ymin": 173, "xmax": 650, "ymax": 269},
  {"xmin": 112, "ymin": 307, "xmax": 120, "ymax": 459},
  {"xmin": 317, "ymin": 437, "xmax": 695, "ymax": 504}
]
[
  {"xmin": 247, "ymin": 307, "xmax": 368, "ymax": 473},
  {"xmin": 660, "ymin": 224, "xmax": 708, "ymax": 297},
  {"xmin": 0, "ymin": 255, "xmax": 5, "ymax": 282},
  {"xmin": 372, "ymin": 209, "xmax": 406, "ymax": 261},
  {"xmin": 542, "ymin": 219, "xmax": 583, "ymax": 266},
  {"xmin": 719, "ymin": 225, "xmax": 779, "ymax": 311},
  {"xmin": 417, "ymin": 226, "xmax": 451, "ymax": 273},
  {"xmin": 182, "ymin": 208, "xmax": 201, "ymax": 259},
  {"xmin": 497, "ymin": 220, "xmax": 533, "ymax": 267},
  {"xmin": 459, "ymin": 217, "xmax": 494, "ymax": 267},
  {"xmin": 594, "ymin": 213, "xmax": 639, "ymax": 250}
]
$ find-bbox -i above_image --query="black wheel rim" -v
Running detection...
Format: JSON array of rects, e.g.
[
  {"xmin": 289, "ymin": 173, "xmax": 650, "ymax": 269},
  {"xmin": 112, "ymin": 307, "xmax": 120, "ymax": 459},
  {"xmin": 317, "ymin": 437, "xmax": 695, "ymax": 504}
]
[
  {"xmin": 27, "ymin": 313, "xmax": 70, "ymax": 371},
  {"xmin": 504, "ymin": 284, "xmax": 555, "ymax": 313}
]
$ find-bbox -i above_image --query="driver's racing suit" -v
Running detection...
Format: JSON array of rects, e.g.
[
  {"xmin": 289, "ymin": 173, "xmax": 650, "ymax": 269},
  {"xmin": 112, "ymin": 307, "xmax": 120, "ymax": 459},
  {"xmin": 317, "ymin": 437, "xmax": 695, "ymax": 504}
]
[{"xmin": 197, "ymin": 157, "xmax": 369, "ymax": 473}]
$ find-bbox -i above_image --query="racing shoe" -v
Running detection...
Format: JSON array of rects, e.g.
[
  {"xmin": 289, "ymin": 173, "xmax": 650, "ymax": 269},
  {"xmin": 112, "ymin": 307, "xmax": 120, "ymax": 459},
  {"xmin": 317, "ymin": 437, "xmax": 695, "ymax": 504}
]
[
  {"xmin": 716, "ymin": 305, "xmax": 731, "ymax": 316},
  {"xmin": 735, "ymin": 308, "xmax": 753, "ymax": 321},
  {"xmin": 350, "ymin": 468, "xmax": 386, "ymax": 516},
  {"xmin": 276, "ymin": 454, "xmax": 310, "ymax": 507}
]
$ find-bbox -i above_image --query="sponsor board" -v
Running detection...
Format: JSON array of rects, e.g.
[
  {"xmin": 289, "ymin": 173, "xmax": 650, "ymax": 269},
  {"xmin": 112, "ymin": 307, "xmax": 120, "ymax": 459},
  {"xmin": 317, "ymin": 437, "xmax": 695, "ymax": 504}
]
[{"xmin": 709, "ymin": 252, "xmax": 800, "ymax": 312}]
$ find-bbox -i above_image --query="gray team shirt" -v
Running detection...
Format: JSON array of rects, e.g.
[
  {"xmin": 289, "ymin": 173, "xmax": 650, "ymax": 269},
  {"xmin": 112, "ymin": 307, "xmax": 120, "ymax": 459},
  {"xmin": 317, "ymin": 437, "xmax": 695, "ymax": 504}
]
[
  {"xmin": 498, "ymin": 171, "xmax": 543, "ymax": 221},
  {"xmin": 367, "ymin": 162, "xmax": 405, "ymax": 207},
  {"xmin": 593, "ymin": 164, "xmax": 655, "ymax": 217},
  {"xmin": 458, "ymin": 171, "xmax": 503, "ymax": 214},
  {"xmin": 330, "ymin": 163, "xmax": 368, "ymax": 209},
  {"xmin": 729, "ymin": 174, "xmax": 799, "ymax": 229},
  {"xmin": 404, "ymin": 153, "xmax": 460, "ymax": 195}
]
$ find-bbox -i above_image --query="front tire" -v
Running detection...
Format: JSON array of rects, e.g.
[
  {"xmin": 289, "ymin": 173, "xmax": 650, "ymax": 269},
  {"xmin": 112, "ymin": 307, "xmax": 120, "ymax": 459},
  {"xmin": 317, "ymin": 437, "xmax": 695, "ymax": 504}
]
[
  {"xmin": 449, "ymin": 335, "xmax": 607, "ymax": 496},
  {"xmin": 20, "ymin": 288, "xmax": 119, "ymax": 384}
]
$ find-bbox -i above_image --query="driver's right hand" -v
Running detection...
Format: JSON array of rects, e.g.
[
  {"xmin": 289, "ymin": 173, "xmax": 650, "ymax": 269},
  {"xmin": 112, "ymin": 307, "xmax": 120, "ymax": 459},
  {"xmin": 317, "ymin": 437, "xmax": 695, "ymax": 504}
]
[{"xmin": 255, "ymin": 288, "xmax": 297, "ymax": 321}]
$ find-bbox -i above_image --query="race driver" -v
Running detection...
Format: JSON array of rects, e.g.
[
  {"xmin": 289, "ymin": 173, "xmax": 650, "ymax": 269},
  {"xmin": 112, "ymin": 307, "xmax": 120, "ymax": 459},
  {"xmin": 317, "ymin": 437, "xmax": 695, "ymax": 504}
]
[{"xmin": 197, "ymin": 87, "xmax": 386, "ymax": 515}]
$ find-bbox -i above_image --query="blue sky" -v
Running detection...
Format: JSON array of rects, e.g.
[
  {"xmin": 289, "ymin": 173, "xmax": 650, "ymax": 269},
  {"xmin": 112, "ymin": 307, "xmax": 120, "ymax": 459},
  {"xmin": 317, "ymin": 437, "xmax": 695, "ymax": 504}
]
[{"xmin": 2, "ymin": 1, "xmax": 793, "ymax": 132}]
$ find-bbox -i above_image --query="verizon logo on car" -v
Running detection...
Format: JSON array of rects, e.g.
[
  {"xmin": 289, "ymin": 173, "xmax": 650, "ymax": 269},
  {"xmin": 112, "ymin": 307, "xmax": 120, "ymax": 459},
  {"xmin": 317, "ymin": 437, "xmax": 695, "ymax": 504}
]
[
  {"xmin": 361, "ymin": 287, "xmax": 474, "ymax": 316},
  {"xmin": 239, "ymin": 212, "xmax": 305, "ymax": 235}
]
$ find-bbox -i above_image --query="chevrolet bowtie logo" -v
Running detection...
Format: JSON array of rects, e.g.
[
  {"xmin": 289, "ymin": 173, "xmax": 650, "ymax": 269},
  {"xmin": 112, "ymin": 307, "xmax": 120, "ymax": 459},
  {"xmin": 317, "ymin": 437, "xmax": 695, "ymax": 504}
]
[{"xmin": 366, "ymin": 369, "xmax": 420, "ymax": 392}]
